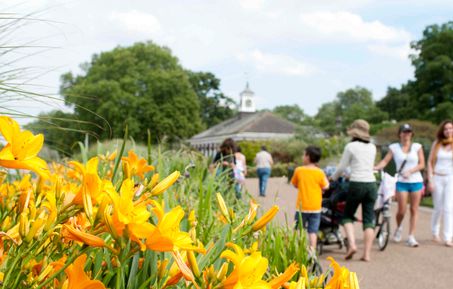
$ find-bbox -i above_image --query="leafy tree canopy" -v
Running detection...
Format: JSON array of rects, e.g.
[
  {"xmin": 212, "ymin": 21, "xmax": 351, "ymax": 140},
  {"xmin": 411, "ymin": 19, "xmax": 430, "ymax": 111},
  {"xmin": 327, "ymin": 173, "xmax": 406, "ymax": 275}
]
[
  {"xmin": 273, "ymin": 104, "xmax": 312, "ymax": 125},
  {"xmin": 379, "ymin": 21, "xmax": 453, "ymax": 123},
  {"xmin": 28, "ymin": 42, "xmax": 234, "ymax": 154},
  {"xmin": 187, "ymin": 71, "xmax": 236, "ymax": 128},
  {"xmin": 314, "ymin": 86, "xmax": 388, "ymax": 135},
  {"xmin": 60, "ymin": 41, "xmax": 203, "ymax": 143}
]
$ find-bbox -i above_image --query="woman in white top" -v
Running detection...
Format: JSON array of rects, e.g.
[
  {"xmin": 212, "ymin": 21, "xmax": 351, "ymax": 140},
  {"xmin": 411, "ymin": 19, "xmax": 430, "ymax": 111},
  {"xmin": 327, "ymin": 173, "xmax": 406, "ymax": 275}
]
[
  {"xmin": 331, "ymin": 119, "xmax": 377, "ymax": 261},
  {"xmin": 427, "ymin": 120, "xmax": 453, "ymax": 247},
  {"xmin": 374, "ymin": 124, "xmax": 425, "ymax": 247}
]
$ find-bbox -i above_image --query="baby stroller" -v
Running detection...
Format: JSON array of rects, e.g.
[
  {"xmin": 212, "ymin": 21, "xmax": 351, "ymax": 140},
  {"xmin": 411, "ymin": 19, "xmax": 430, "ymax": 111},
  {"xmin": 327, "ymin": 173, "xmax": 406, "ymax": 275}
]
[{"xmin": 316, "ymin": 179, "xmax": 349, "ymax": 255}]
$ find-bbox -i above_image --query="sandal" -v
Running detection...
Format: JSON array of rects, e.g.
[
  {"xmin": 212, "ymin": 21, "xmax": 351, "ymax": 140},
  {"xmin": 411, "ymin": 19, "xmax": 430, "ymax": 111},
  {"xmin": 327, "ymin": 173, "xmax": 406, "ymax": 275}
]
[{"xmin": 345, "ymin": 248, "xmax": 357, "ymax": 260}]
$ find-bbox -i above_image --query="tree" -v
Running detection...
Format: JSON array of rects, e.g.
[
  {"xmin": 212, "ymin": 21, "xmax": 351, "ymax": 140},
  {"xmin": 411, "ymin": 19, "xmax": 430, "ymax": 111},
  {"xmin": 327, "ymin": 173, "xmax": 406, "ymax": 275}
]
[
  {"xmin": 410, "ymin": 22, "xmax": 453, "ymax": 120},
  {"xmin": 187, "ymin": 71, "xmax": 236, "ymax": 128},
  {"xmin": 25, "ymin": 110, "xmax": 91, "ymax": 155},
  {"xmin": 273, "ymin": 104, "xmax": 312, "ymax": 125},
  {"xmin": 60, "ymin": 42, "xmax": 203, "ymax": 144},
  {"xmin": 314, "ymin": 86, "xmax": 388, "ymax": 135},
  {"xmin": 376, "ymin": 85, "xmax": 416, "ymax": 121},
  {"xmin": 314, "ymin": 102, "xmax": 339, "ymax": 135}
]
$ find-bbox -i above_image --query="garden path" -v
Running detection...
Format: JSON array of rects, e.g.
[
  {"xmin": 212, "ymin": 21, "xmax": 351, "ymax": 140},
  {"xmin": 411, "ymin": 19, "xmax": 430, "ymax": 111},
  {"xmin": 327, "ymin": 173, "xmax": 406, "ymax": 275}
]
[{"xmin": 244, "ymin": 177, "xmax": 453, "ymax": 289}]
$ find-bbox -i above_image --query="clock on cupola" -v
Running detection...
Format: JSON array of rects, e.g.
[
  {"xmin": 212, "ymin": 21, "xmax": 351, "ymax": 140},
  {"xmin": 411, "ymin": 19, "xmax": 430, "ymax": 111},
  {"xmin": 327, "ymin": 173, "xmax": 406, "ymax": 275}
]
[{"xmin": 238, "ymin": 82, "xmax": 256, "ymax": 113}]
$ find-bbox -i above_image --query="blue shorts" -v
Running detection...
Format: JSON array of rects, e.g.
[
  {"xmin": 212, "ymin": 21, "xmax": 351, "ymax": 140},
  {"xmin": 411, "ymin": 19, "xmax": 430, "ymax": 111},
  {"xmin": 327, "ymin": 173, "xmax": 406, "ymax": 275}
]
[
  {"xmin": 295, "ymin": 212, "xmax": 321, "ymax": 233},
  {"xmin": 396, "ymin": 182, "xmax": 423, "ymax": 193}
]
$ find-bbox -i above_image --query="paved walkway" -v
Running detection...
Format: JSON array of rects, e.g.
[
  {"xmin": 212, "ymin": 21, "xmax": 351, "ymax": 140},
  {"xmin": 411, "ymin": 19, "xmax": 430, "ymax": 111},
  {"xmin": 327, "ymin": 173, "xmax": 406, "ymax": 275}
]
[{"xmin": 244, "ymin": 177, "xmax": 453, "ymax": 289}]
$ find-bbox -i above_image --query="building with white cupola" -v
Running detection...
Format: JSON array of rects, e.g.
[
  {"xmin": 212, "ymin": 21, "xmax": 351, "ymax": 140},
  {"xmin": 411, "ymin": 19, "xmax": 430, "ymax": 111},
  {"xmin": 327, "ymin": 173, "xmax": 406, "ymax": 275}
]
[{"xmin": 189, "ymin": 83, "xmax": 295, "ymax": 156}]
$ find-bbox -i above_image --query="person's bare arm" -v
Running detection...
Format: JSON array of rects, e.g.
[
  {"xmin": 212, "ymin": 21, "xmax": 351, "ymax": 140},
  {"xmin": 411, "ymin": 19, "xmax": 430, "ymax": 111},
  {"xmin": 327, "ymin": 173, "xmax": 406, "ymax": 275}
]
[
  {"xmin": 374, "ymin": 150, "xmax": 393, "ymax": 171},
  {"xmin": 427, "ymin": 141, "xmax": 437, "ymax": 192}
]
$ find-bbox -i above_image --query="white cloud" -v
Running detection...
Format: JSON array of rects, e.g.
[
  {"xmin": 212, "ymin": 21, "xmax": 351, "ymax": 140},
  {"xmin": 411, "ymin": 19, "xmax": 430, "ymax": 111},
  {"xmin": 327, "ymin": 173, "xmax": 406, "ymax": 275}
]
[
  {"xmin": 238, "ymin": 49, "xmax": 314, "ymax": 76},
  {"xmin": 110, "ymin": 10, "xmax": 161, "ymax": 37},
  {"xmin": 300, "ymin": 11, "xmax": 411, "ymax": 43},
  {"xmin": 368, "ymin": 44, "xmax": 412, "ymax": 60},
  {"xmin": 238, "ymin": 0, "xmax": 265, "ymax": 10}
]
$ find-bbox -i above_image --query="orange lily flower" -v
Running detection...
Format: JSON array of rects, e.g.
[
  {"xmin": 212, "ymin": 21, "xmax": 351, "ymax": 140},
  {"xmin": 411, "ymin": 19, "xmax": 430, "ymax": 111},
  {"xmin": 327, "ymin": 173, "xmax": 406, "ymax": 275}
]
[
  {"xmin": 64, "ymin": 254, "xmax": 106, "ymax": 289},
  {"xmin": 0, "ymin": 116, "xmax": 49, "ymax": 179},
  {"xmin": 62, "ymin": 224, "xmax": 106, "ymax": 247},
  {"xmin": 121, "ymin": 150, "xmax": 154, "ymax": 179}
]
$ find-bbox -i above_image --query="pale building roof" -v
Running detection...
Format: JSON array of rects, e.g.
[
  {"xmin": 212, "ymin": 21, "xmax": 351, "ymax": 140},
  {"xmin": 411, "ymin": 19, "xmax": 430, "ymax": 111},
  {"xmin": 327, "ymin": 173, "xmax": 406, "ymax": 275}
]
[{"xmin": 189, "ymin": 111, "xmax": 295, "ymax": 145}]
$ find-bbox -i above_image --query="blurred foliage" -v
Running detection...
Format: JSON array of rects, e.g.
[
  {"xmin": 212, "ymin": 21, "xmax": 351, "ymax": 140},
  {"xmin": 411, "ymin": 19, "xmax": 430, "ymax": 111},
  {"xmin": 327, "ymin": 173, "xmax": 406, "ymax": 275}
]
[
  {"xmin": 313, "ymin": 86, "xmax": 388, "ymax": 135},
  {"xmin": 378, "ymin": 21, "xmax": 453, "ymax": 123},
  {"xmin": 187, "ymin": 71, "xmax": 236, "ymax": 128},
  {"xmin": 374, "ymin": 119, "xmax": 437, "ymax": 147},
  {"xmin": 237, "ymin": 139, "xmax": 307, "ymax": 166},
  {"xmin": 273, "ymin": 104, "xmax": 313, "ymax": 126}
]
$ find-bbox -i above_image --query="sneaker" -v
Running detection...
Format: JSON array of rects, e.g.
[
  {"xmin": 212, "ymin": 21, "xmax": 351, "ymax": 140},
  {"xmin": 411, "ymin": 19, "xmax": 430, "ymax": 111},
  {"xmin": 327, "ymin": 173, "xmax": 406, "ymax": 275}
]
[
  {"xmin": 407, "ymin": 235, "xmax": 419, "ymax": 247},
  {"xmin": 393, "ymin": 227, "xmax": 403, "ymax": 243},
  {"xmin": 433, "ymin": 235, "xmax": 442, "ymax": 243}
]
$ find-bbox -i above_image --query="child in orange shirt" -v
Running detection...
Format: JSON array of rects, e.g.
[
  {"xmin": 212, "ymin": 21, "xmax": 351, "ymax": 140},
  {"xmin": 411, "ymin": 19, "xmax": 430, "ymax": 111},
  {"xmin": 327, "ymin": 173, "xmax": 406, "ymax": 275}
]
[{"xmin": 291, "ymin": 146, "xmax": 329, "ymax": 250}]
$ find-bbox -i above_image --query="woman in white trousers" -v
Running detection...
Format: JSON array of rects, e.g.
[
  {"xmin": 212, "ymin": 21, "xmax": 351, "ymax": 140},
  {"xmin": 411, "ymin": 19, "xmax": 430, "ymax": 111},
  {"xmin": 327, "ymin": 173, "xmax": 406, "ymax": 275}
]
[{"xmin": 427, "ymin": 120, "xmax": 453, "ymax": 247}]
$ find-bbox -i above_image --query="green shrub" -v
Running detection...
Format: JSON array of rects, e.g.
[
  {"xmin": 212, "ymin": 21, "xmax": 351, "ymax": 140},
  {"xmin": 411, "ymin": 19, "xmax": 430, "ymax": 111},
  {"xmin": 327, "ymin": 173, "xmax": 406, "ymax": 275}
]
[{"xmin": 375, "ymin": 119, "xmax": 437, "ymax": 147}]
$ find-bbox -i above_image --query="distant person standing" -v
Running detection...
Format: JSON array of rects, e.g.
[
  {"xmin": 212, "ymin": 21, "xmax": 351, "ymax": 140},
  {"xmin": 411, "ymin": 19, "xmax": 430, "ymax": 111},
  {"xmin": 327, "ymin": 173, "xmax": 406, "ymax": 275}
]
[
  {"xmin": 254, "ymin": 146, "xmax": 273, "ymax": 197},
  {"xmin": 210, "ymin": 138, "xmax": 237, "ymax": 181},
  {"xmin": 427, "ymin": 120, "xmax": 453, "ymax": 246}
]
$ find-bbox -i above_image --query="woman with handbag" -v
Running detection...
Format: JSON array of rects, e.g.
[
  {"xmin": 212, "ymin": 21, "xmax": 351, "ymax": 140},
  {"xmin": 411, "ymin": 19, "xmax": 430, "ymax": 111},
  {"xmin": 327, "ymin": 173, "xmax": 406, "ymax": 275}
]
[
  {"xmin": 331, "ymin": 119, "xmax": 377, "ymax": 261},
  {"xmin": 427, "ymin": 120, "xmax": 453, "ymax": 247},
  {"xmin": 374, "ymin": 123, "xmax": 425, "ymax": 247}
]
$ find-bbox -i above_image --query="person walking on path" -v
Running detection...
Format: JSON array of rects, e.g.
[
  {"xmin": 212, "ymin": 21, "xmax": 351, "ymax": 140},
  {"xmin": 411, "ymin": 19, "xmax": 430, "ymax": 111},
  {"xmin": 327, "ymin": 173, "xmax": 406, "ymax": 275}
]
[
  {"xmin": 427, "ymin": 120, "xmax": 453, "ymax": 247},
  {"xmin": 331, "ymin": 119, "xmax": 377, "ymax": 262},
  {"xmin": 210, "ymin": 138, "xmax": 238, "ymax": 195},
  {"xmin": 291, "ymin": 146, "xmax": 329, "ymax": 251},
  {"xmin": 234, "ymin": 146, "xmax": 247, "ymax": 198},
  {"xmin": 254, "ymin": 145, "xmax": 273, "ymax": 197},
  {"xmin": 374, "ymin": 123, "xmax": 425, "ymax": 247}
]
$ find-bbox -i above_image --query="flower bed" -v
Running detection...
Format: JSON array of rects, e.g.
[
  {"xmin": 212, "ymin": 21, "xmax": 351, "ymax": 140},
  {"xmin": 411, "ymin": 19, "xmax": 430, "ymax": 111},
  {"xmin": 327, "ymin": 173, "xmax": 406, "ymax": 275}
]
[{"xmin": 0, "ymin": 116, "xmax": 360, "ymax": 288}]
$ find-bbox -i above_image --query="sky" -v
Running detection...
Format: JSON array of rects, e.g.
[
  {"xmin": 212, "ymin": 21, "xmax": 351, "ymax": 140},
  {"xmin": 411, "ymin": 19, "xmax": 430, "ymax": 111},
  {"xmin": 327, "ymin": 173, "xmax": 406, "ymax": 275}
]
[{"xmin": 2, "ymin": 0, "xmax": 453, "ymax": 122}]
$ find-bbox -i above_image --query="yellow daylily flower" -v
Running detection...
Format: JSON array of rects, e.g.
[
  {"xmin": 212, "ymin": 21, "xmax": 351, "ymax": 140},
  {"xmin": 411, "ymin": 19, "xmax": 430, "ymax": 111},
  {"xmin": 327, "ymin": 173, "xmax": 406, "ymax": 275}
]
[
  {"xmin": 121, "ymin": 150, "xmax": 154, "ymax": 179},
  {"xmin": 63, "ymin": 254, "xmax": 106, "ymax": 289},
  {"xmin": 222, "ymin": 251, "xmax": 269, "ymax": 289},
  {"xmin": 146, "ymin": 205, "xmax": 205, "ymax": 253},
  {"xmin": 234, "ymin": 200, "xmax": 259, "ymax": 232},
  {"xmin": 252, "ymin": 206, "xmax": 279, "ymax": 232},
  {"xmin": 216, "ymin": 193, "xmax": 231, "ymax": 223},
  {"xmin": 107, "ymin": 178, "xmax": 154, "ymax": 250},
  {"xmin": 268, "ymin": 263, "xmax": 299, "ymax": 289},
  {"xmin": 325, "ymin": 257, "xmax": 360, "ymax": 289},
  {"xmin": 150, "ymin": 171, "xmax": 180, "ymax": 196},
  {"xmin": 285, "ymin": 277, "xmax": 305, "ymax": 289},
  {"xmin": 0, "ymin": 116, "xmax": 50, "ymax": 179},
  {"xmin": 69, "ymin": 157, "xmax": 106, "ymax": 205},
  {"xmin": 221, "ymin": 243, "xmax": 297, "ymax": 289}
]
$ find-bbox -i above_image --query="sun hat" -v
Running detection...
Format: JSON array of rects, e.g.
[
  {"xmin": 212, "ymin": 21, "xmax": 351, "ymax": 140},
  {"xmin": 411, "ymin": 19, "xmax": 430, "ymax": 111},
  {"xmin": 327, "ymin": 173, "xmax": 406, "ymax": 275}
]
[
  {"xmin": 398, "ymin": 123, "xmax": 413, "ymax": 133},
  {"xmin": 347, "ymin": 119, "xmax": 370, "ymax": 141}
]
